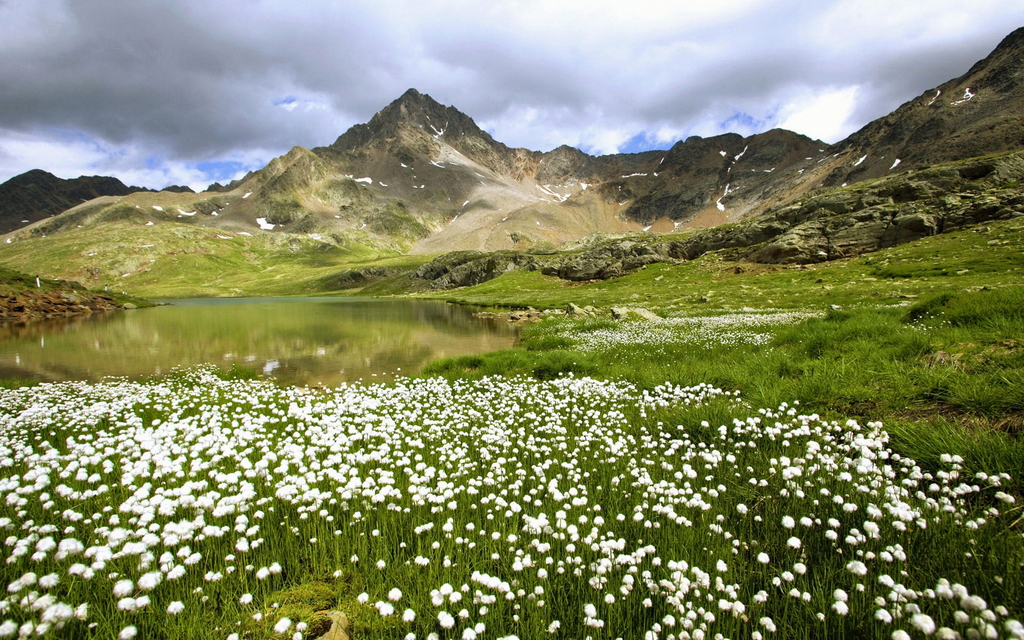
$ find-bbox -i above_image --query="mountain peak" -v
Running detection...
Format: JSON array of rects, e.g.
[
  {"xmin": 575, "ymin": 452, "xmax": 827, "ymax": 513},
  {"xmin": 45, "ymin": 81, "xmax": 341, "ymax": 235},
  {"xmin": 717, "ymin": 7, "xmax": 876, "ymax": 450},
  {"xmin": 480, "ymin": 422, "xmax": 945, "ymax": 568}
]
[
  {"xmin": 327, "ymin": 89, "xmax": 496, "ymax": 155},
  {"xmin": 396, "ymin": 87, "xmax": 424, "ymax": 102},
  {"xmin": 374, "ymin": 88, "xmax": 459, "ymax": 132}
]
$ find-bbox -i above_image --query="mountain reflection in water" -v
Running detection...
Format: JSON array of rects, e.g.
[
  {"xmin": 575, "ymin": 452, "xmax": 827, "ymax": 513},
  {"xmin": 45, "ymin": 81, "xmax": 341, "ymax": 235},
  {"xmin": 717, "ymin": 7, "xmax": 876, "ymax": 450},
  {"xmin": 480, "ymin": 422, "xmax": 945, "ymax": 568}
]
[{"xmin": 0, "ymin": 297, "xmax": 518, "ymax": 386}]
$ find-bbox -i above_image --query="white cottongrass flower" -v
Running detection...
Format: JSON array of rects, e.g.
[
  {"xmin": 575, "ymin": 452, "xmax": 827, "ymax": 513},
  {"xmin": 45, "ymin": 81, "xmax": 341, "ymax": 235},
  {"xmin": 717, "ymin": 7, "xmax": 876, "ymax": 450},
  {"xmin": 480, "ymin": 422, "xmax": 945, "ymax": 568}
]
[
  {"xmin": 847, "ymin": 560, "xmax": 868, "ymax": 576},
  {"xmin": 911, "ymin": 614, "xmax": 936, "ymax": 635},
  {"xmin": 119, "ymin": 626, "xmax": 137, "ymax": 640},
  {"xmin": 167, "ymin": 601, "xmax": 185, "ymax": 615},
  {"xmin": 138, "ymin": 571, "xmax": 162, "ymax": 590},
  {"xmin": 439, "ymin": 612, "xmax": 455, "ymax": 629},
  {"xmin": 786, "ymin": 537, "xmax": 801, "ymax": 549},
  {"xmin": 388, "ymin": 588, "xmax": 403, "ymax": 602},
  {"xmin": 273, "ymin": 617, "xmax": 292, "ymax": 634},
  {"xmin": 113, "ymin": 580, "xmax": 134, "ymax": 597}
]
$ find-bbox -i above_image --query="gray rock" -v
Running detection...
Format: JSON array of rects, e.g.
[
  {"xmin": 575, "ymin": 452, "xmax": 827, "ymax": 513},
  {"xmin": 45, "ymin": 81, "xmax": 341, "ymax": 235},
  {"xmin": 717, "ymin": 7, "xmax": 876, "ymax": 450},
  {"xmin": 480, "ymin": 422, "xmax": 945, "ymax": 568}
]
[
  {"xmin": 631, "ymin": 308, "xmax": 661, "ymax": 321},
  {"xmin": 313, "ymin": 612, "xmax": 350, "ymax": 640}
]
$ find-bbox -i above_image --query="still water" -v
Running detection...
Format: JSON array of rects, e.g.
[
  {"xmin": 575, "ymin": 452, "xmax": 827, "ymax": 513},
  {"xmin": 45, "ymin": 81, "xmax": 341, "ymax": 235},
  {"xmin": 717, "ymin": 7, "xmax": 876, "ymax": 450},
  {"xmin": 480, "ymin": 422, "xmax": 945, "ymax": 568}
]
[{"xmin": 0, "ymin": 298, "xmax": 518, "ymax": 386}]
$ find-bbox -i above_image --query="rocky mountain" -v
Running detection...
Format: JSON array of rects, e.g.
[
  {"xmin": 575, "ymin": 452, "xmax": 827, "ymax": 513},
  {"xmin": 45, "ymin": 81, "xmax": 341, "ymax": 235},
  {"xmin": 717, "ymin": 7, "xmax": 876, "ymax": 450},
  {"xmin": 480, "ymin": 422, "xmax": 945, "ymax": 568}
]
[
  {"xmin": 0, "ymin": 170, "xmax": 143, "ymax": 234},
  {"xmin": 408, "ymin": 150, "xmax": 1024, "ymax": 290},
  {"xmin": 2, "ymin": 26, "xmax": 1023, "ymax": 267},
  {"xmin": 824, "ymin": 26, "xmax": 1024, "ymax": 187}
]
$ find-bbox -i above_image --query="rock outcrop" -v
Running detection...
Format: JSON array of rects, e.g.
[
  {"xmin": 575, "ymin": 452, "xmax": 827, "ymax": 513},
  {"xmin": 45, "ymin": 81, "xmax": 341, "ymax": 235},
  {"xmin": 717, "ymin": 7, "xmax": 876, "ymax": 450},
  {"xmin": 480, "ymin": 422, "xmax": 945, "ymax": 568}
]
[
  {"xmin": 0, "ymin": 289, "xmax": 132, "ymax": 324},
  {"xmin": 411, "ymin": 151, "xmax": 1024, "ymax": 289}
]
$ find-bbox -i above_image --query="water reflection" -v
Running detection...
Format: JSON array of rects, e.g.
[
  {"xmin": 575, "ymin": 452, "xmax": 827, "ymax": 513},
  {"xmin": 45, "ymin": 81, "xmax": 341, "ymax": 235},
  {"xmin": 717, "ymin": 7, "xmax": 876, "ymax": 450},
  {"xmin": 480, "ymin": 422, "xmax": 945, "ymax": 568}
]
[{"xmin": 0, "ymin": 298, "xmax": 517, "ymax": 386}]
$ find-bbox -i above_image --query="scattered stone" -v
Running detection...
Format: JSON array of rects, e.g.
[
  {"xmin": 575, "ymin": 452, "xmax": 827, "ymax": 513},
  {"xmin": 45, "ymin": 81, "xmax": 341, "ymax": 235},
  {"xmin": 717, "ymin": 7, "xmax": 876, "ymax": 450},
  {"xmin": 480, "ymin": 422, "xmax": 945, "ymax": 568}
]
[
  {"xmin": 123, "ymin": 302, "xmax": 137, "ymax": 310},
  {"xmin": 925, "ymin": 350, "xmax": 963, "ymax": 368},
  {"xmin": 609, "ymin": 307, "xmax": 661, "ymax": 321},
  {"xmin": 313, "ymin": 611, "xmax": 350, "ymax": 640},
  {"xmin": 566, "ymin": 303, "xmax": 588, "ymax": 316},
  {"xmin": 631, "ymin": 308, "xmax": 661, "ymax": 321}
]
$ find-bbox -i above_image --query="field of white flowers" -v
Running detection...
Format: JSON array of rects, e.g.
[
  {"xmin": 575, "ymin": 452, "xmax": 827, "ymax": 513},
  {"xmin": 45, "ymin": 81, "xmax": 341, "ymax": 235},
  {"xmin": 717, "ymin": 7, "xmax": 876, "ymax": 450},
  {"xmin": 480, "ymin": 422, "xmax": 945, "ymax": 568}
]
[
  {"xmin": 0, "ymin": 364, "xmax": 1021, "ymax": 639},
  {"xmin": 540, "ymin": 312, "xmax": 825, "ymax": 351}
]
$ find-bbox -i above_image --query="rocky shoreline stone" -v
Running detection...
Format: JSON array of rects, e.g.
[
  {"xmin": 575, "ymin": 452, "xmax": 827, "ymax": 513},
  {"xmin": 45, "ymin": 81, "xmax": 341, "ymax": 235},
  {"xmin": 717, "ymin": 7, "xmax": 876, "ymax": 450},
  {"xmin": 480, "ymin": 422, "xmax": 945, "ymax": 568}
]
[
  {"xmin": 0, "ymin": 289, "xmax": 135, "ymax": 325},
  {"xmin": 475, "ymin": 305, "xmax": 662, "ymax": 323}
]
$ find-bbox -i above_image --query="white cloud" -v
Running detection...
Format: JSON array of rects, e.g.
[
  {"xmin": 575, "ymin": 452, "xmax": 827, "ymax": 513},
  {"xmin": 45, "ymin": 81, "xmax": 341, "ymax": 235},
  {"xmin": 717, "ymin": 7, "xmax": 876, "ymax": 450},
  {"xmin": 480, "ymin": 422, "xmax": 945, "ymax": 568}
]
[
  {"xmin": 776, "ymin": 86, "xmax": 860, "ymax": 143},
  {"xmin": 1, "ymin": 0, "xmax": 1023, "ymax": 184}
]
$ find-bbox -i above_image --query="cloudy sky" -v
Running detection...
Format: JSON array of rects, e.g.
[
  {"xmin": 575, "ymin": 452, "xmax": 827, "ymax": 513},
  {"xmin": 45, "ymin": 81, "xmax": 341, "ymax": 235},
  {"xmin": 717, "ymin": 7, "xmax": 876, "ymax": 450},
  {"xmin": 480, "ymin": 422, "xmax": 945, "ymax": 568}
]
[{"xmin": 2, "ymin": 0, "xmax": 1023, "ymax": 191}]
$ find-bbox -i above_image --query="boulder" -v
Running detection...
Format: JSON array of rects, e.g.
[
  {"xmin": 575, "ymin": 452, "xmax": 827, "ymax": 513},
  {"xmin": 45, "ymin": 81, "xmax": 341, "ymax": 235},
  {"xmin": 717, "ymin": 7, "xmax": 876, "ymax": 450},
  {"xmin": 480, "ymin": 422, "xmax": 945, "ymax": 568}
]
[
  {"xmin": 631, "ymin": 308, "xmax": 661, "ymax": 321},
  {"xmin": 313, "ymin": 612, "xmax": 350, "ymax": 640}
]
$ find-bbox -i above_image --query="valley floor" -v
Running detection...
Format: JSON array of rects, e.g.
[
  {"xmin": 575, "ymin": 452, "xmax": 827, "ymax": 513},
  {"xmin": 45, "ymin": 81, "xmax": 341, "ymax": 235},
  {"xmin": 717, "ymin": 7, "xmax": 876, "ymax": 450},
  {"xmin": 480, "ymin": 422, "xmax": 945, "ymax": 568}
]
[{"xmin": 0, "ymin": 213, "xmax": 1021, "ymax": 640}]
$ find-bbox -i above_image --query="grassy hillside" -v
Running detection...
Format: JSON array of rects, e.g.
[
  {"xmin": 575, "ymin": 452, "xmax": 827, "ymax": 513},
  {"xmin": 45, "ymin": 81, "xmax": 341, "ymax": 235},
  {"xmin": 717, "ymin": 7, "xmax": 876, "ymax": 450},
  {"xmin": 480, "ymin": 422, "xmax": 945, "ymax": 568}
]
[
  {"xmin": 413, "ymin": 216, "xmax": 1024, "ymax": 313},
  {"xmin": 0, "ymin": 221, "xmax": 429, "ymax": 298}
]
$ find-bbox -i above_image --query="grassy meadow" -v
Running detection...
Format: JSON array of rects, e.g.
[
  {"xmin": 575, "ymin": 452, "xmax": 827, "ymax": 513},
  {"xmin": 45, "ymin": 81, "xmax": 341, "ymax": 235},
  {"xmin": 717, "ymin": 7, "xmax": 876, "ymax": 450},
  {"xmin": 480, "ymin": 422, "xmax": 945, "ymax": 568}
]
[{"xmin": 0, "ymin": 214, "xmax": 1022, "ymax": 638}]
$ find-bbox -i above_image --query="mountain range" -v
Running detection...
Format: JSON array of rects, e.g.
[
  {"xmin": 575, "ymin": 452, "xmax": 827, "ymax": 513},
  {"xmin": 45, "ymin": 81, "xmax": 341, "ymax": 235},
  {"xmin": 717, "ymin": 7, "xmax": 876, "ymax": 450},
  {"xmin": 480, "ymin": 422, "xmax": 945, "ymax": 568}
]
[{"xmin": 0, "ymin": 26, "xmax": 1022, "ymax": 291}]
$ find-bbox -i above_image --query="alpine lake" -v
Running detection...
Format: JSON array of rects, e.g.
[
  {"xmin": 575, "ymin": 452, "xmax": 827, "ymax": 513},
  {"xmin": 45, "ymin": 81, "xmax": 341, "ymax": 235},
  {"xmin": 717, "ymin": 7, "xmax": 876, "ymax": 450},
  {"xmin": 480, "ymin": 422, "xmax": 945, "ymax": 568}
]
[{"xmin": 0, "ymin": 297, "xmax": 518, "ymax": 386}]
